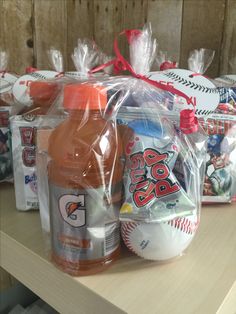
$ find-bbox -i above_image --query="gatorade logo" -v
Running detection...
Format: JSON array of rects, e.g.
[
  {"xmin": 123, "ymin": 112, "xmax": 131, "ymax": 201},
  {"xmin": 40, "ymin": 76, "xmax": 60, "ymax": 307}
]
[{"xmin": 59, "ymin": 194, "xmax": 86, "ymax": 228}]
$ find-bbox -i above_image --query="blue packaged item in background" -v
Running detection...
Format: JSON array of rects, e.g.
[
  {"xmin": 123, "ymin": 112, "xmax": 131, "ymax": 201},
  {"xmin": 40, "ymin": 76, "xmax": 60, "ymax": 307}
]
[{"xmin": 200, "ymin": 115, "xmax": 236, "ymax": 203}]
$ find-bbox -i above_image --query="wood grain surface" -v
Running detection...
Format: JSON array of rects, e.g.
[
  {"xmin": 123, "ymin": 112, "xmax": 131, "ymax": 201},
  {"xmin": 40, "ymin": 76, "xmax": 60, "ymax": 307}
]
[
  {"xmin": 67, "ymin": 0, "xmax": 94, "ymax": 70},
  {"xmin": 0, "ymin": 0, "xmax": 33, "ymax": 73},
  {"xmin": 180, "ymin": 0, "xmax": 225, "ymax": 77},
  {"xmin": 147, "ymin": 0, "xmax": 183, "ymax": 66},
  {"xmin": 0, "ymin": 0, "xmax": 236, "ymax": 76},
  {"xmin": 220, "ymin": 0, "xmax": 236, "ymax": 75},
  {"xmin": 33, "ymin": 0, "xmax": 68, "ymax": 70},
  {"xmin": 0, "ymin": 267, "xmax": 15, "ymax": 291},
  {"xmin": 1, "ymin": 184, "xmax": 236, "ymax": 314}
]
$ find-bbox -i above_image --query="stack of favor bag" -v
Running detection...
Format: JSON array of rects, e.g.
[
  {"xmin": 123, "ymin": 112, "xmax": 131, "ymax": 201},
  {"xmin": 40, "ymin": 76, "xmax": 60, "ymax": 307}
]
[{"xmin": 2, "ymin": 24, "xmax": 235, "ymax": 277}]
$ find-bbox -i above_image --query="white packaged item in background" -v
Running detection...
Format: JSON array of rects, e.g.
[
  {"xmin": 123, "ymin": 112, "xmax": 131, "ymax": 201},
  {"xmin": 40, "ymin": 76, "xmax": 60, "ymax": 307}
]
[
  {"xmin": 11, "ymin": 115, "xmax": 41, "ymax": 210},
  {"xmin": 11, "ymin": 114, "xmax": 65, "ymax": 211}
]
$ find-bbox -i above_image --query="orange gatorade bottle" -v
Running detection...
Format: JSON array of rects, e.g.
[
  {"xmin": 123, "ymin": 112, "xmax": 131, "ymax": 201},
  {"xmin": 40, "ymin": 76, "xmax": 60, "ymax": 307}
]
[
  {"xmin": 48, "ymin": 82, "xmax": 123, "ymax": 276},
  {"xmin": 26, "ymin": 81, "xmax": 60, "ymax": 115}
]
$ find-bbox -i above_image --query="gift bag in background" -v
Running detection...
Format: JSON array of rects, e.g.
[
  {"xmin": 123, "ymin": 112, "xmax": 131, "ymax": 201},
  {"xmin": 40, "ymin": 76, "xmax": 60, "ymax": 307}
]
[
  {"xmin": 0, "ymin": 51, "xmax": 20, "ymax": 183},
  {"xmin": 11, "ymin": 49, "xmax": 65, "ymax": 210}
]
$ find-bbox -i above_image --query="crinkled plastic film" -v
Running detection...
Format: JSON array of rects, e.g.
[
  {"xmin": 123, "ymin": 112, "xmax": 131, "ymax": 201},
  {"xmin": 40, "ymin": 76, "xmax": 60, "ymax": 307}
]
[
  {"xmin": 214, "ymin": 83, "xmax": 236, "ymax": 116},
  {"xmin": 36, "ymin": 41, "xmax": 111, "ymax": 253},
  {"xmin": 36, "ymin": 26, "xmax": 207, "ymax": 274},
  {"xmin": 69, "ymin": 39, "xmax": 101, "ymax": 77},
  {"xmin": 188, "ymin": 48, "xmax": 215, "ymax": 74},
  {"xmin": 129, "ymin": 23, "xmax": 157, "ymax": 75},
  {"xmin": 11, "ymin": 49, "xmax": 67, "ymax": 210},
  {"xmin": 47, "ymin": 48, "xmax": 64, "ymax": 73},
  {"xmin": 200, "ymin": 115, "xmax": 236, "ymax": 203},
  {"xmin": 156, "ymin": 50, "xmax": 178, "ymax": 71},
  {"xmin": 0, "ymin": 50, "xmax": 19, "ymax": 182},
  {"xmin": 37, "ymin": 74, "xmax": 207, "ymax": 275}
]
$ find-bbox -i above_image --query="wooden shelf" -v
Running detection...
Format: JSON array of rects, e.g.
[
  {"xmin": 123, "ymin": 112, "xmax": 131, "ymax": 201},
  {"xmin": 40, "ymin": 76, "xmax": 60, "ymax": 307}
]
[{"xmin": 0, "ymin": 183, "xmax": 236, "ymax": 314}]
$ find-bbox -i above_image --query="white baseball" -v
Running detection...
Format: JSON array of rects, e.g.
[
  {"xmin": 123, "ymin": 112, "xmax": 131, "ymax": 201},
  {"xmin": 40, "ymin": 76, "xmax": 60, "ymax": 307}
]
[
  {"xmin": 148, "ymin": 69, "xmax": 220, "ymax": 116},
  {"xmin": 121, "ymin": 213, "xmax": 199, "ymax": 261}
]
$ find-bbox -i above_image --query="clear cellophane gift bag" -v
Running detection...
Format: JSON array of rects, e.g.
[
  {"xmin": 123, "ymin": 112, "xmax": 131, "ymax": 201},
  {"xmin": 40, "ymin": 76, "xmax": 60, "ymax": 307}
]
[
  {"xmin": 10, "ymin": 48, "xmax": 66, "ymax": 211},
  {"xmin": 0, "ymin": 50, "xmax": 19, "ymax": 182},
  {"xmin": 188, "ymin": 49, "xmax": 236, "ymax": 203},
  {"xmin": 109, "ymin": 26, "xmax": 207, "ymax": 262},
  {"xmin": 156, "ymin": 50, "xmax": 178, "ymax": 71},
  {"xmin": 37, "ymin": 24, "xmax": 208, "ymax": 278}
]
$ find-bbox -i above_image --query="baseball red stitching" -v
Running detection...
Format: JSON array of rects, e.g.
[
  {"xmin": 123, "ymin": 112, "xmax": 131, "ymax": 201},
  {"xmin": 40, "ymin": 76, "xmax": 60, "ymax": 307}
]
[
  {"xmin": 122, "ymin": 217, "xmax": 199, "ymax": 254},
  {"xmin": 167, "ymin": 217, "xmax": 199, "ymax": 234},
  {"xmin": 121, "ymin": 222, "xmax": 138, "ymax": 253}
]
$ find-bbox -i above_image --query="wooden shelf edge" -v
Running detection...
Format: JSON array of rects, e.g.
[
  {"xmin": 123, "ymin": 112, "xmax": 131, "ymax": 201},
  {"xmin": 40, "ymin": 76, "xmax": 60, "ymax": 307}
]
[
  {"xmin": 216, "ymin": 281, "xmax": 236, "ymax": 314},
  {"xmin": 0, "ymin": 231, "xmax": 125, "ymax": 314}
]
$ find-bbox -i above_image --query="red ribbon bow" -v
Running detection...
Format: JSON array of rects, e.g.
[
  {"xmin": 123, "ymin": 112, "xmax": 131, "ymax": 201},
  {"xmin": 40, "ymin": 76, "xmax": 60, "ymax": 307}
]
[{"xmin": 90, "ymin": 30, "xmax": 198, "ymax": 134}]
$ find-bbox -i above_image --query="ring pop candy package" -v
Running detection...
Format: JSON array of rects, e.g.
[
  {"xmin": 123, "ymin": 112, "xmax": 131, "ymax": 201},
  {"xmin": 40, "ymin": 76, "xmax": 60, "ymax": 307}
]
[
  {"xmin": 118, "ymin": 105, "xmax": 205, "ymax": 262},
  {"xmin": 36, "ymin": 39, "xmax": 111, "ymax": 247},
  {"xmin": 93, "ymin": 24, "xmax": 207, "ymax": 262},
  {"xmin": 0, "ymin": 50, "xmax": 20, "ymax": 182},
  {"xmin": 11, "ymin": 49, "xmax": 65, "ymax": 210}
]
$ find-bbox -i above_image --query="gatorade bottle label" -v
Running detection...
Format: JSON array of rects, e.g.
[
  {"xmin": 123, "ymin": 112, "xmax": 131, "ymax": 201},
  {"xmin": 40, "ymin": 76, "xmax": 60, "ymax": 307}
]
[{"xmin": 49, "ymin": 183, "xmax": 120, "ymax": 261}]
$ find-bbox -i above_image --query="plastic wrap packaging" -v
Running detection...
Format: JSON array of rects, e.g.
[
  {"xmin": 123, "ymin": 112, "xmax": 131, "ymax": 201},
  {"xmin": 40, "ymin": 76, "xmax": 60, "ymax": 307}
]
[
  {"xmin": 204, "ymin": 84, "xmax": 236, "ymax": 203},
  {"xmin": 11, "ymin": 49, "xmax": 66, "ymax": 210},
  {"xmin": 0, "ymin": 51, "xmax": 19, "ymax": 182},
  {"xmin": 186, "ymin": 48, "xmax": 236, "ymax": 203},
  {"xmin": 115, "ymin": 29, "xmax": 206, "ymax": 262},
  {"xmin": 66, "ymin": 39, "xmax": 110, "ymax": 79},
  {"xmin": 200, "ymin": 116, "xmax": 236, "ymax": 203},
  {"xmin": 156, "ymin": 50, "xmax": 178, "ymax": 71},
  {"xmin": 188, "ymin": 48, "xmax": 215, "ymax": 74},
  {"xmin": 40, "ymin": 77, "xmax": 206, "ymax": 275},
  {"xmin": 186, "ymin": 50, "xmax": 236, "ymax": 203},
  {"xmin": 214, "ymin": 77, "xmax": 236, "ymax": 115},
  {"xmin": 36, "ymin": 25, "xmax": 207, "ymax": 277},
  {"xmin": 36, "ymin": 40, "xmax": 111, "ymax": 251},
  {"xmin": 148, "ymin": 47, "xmax": 219, "ymax": 117},
  {"xmin": 129, "ymin": 23, "xmax": 157, "ymax": 75}
]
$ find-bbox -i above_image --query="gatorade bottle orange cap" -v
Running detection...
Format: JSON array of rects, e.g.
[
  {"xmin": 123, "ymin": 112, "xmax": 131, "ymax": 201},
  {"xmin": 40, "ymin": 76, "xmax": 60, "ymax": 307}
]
[
  {"xmin": 63, "ymin": 83, "xmax": 107, "ymax": 110},
  {"xmin": 29, "ymin": 81, "xmax": 59, "ymax": 106}
]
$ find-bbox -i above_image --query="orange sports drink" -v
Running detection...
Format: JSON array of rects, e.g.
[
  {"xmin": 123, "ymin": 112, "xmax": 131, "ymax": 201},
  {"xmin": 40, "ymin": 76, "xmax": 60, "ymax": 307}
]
[
  {"xmin": 24, "ymin": 81, "xmax": 61, "ymax": 115},
  {"xmin": 48, "ymin": 82, "xmax": 123, "ymax": 276}
]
